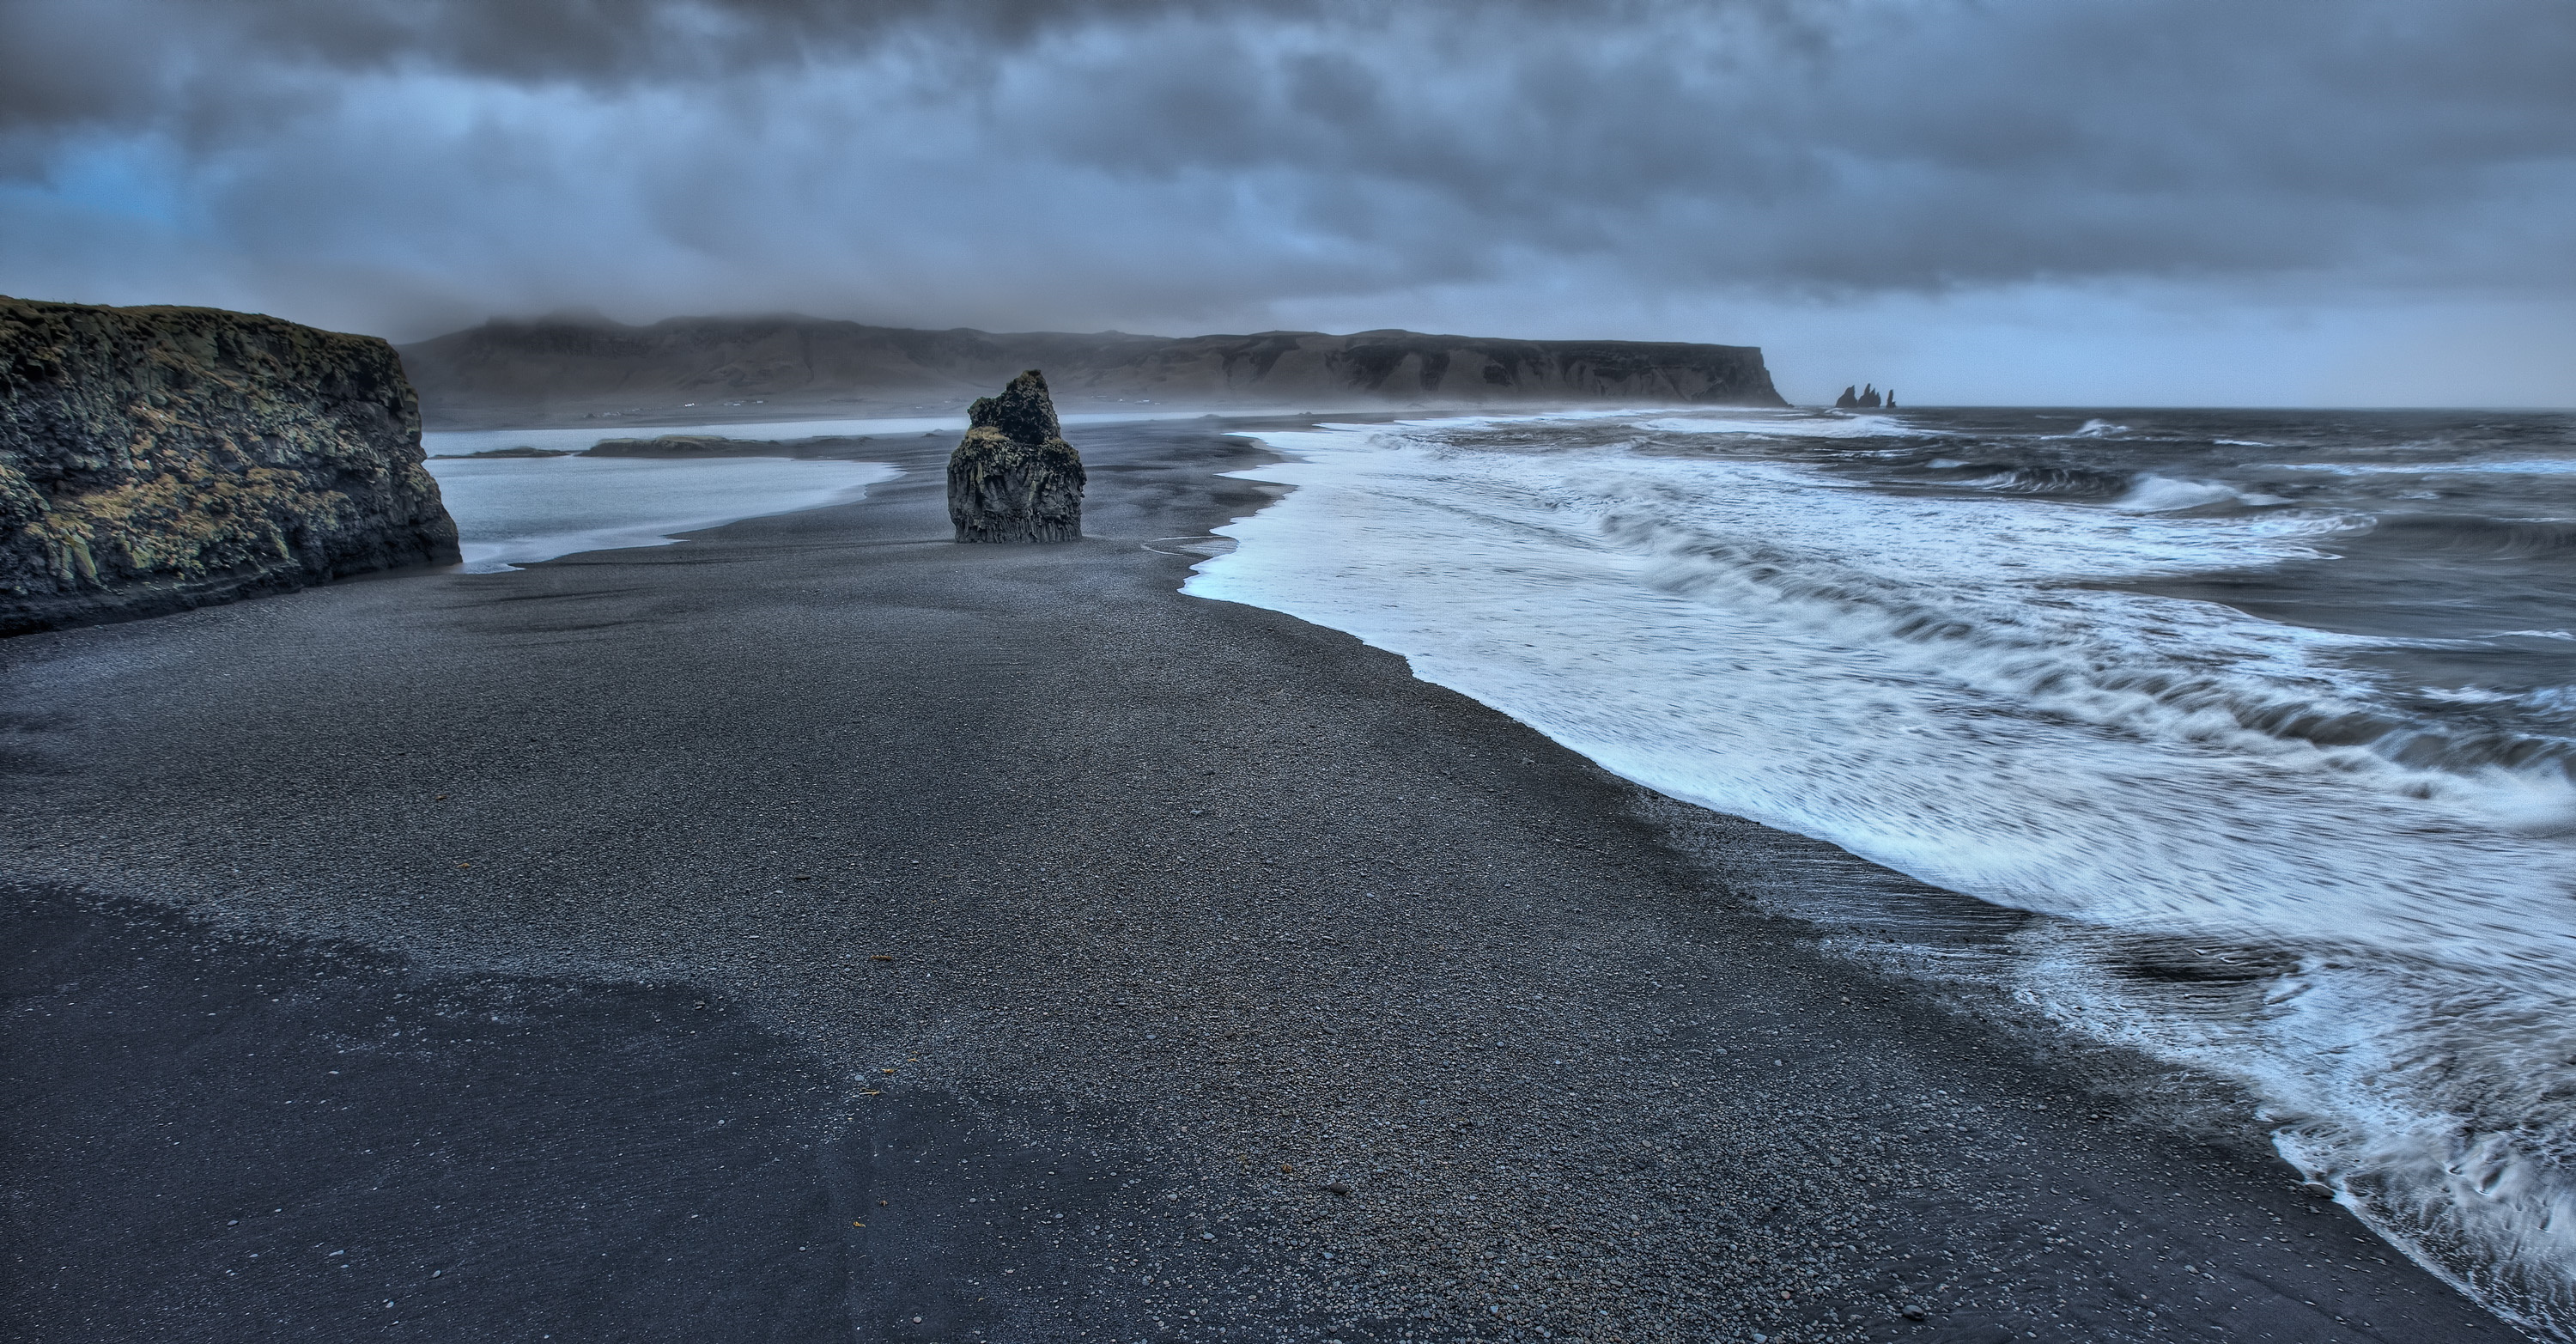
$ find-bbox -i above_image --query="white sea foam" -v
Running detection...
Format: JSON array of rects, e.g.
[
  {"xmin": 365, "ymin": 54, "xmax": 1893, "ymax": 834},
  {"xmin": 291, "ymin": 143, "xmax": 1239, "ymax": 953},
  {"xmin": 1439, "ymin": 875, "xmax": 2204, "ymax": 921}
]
[
  {"xmin": 2110, "ymin": 474, "xmax": 2285, "ymax": 512},
  {"xmin": 1635, "ymin": 411, "xmax": 1937, "ymax": 440},
  {"xmin": 1183, "ymin": 414, "xmax": 2576, "ymax": 1335},
  {"xmin": 2423, "ymin": 686, "xmax": 2524, "ymax": 704},
  {"xmin": 425, "ymin": 455, "xmax": 897, "ymax": 571}
]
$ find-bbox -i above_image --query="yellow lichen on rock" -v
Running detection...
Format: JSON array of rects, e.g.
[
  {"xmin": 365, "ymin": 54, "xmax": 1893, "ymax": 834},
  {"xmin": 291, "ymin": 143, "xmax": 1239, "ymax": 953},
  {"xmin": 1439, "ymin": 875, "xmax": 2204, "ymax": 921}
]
[
  {"xmin": 946, "ymin": 369, "xmax": 1085, "ymax": 544},
  {"xmin": 2, "ymin": 295, "xmax": 461, "ymax": 635}
]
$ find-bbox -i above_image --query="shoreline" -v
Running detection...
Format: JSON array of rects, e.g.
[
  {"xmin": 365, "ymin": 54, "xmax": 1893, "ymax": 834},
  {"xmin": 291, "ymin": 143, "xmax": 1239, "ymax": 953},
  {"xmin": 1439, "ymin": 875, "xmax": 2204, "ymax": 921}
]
[{"xmin": 0, "ymin": 417, "xmax": 2514, "ymax": 1341}]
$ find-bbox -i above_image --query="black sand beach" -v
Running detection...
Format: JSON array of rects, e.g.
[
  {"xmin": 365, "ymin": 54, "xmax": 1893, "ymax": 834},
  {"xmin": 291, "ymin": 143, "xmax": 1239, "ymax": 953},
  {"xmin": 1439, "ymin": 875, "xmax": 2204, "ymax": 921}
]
[{"xmin": 2, "ymin": 420, "xmax": 2512, "ymax": 1342}]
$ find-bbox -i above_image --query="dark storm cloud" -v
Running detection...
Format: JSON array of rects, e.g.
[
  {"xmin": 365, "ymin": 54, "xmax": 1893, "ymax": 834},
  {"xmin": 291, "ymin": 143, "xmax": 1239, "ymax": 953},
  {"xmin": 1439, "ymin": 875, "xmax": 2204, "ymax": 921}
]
[
  {"xmin": 1, "ymin": 0, "xmax": 2570, "ymax": 344},
  {"xmin": 0, "ymin": 0, "xmax": 1344, "ymax": 131}
]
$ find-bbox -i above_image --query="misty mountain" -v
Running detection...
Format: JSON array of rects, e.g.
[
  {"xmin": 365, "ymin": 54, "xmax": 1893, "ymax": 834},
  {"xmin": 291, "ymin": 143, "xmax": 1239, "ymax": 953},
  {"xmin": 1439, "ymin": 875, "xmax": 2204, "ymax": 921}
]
[{"xmin": 396, "ymin": 313, "xmax": 1785, "ymax": 428}]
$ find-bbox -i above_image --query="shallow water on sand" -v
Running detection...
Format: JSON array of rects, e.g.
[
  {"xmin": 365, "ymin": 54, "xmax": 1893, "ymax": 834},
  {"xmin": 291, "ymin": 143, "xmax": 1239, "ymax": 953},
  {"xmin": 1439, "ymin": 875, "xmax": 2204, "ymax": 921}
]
[
  {"xmin": 423, "ymin": 454, "xmax": 899, "ymax": 572},
  {"xmin": 1186, "ymin": 406, "xmax": 2576, "ymax": 1337},
  {"xmin": 420, "ymin": 409, "xmax": 1220, "ymax": 459}
]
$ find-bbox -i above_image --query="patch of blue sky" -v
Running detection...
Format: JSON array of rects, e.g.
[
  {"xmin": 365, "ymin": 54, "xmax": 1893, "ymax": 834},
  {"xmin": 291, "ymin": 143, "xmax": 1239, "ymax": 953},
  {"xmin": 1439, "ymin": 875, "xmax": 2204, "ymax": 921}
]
[{"xmin": 13, "ymin": 137, "xmax": 199, "ymax": 232}]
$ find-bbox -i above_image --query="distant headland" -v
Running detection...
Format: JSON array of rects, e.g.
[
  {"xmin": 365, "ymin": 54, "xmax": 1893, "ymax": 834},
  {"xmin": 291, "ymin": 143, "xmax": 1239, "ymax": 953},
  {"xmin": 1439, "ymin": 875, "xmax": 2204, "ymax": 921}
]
[{"xmin": 396, "ymin": 313, "xmax": 1788, "ymax": 428}]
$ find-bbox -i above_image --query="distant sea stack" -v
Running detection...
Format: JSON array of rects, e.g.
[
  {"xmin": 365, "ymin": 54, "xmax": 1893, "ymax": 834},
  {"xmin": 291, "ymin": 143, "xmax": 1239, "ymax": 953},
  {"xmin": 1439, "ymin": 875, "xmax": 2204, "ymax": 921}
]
[
  {"xmin": 949, "ymin": 370, "xmax": 1084, "ymax": 544},
  {"xmin": 1, "ymin": 296, "xmax": 459, "ymax": 636},
  {"xmin": 397, "ymin": 315, "xmax": 1789, "ymax": 427}
]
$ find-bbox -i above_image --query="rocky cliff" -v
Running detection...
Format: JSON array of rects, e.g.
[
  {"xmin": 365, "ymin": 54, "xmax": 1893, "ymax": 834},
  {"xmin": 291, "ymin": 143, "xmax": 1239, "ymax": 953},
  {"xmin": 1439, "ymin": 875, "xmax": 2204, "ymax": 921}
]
[
  {"xmin": 949, "ymin": 370, "xmax": 1084, "ymax": 544},
  {"xmin": 398, "ymin": 314, "xmax": 1788, "ymax": 427},
  {"xmin": 2, "ymin": 296, "xmax": 459, "ymax": 636}
]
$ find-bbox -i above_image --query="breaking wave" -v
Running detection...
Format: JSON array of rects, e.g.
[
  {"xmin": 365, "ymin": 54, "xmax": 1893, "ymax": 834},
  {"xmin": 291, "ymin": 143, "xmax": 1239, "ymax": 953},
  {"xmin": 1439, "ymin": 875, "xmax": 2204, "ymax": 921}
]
[{"xmin": 1185, "ymin": 407, "xmax": 2576, "ymax": 1337}]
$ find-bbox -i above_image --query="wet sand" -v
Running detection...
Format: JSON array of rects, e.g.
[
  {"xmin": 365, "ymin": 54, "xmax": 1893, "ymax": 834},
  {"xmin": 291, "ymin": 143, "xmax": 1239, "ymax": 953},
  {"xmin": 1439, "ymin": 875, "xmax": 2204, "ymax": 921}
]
[{"xmin": 0, "ymin": 420, "xmax": 2514, "ymax": 1342}]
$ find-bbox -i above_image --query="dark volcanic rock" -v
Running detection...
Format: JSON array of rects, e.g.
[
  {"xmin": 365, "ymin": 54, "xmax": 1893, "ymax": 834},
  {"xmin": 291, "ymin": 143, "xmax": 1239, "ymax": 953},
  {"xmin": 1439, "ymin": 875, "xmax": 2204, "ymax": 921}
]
[
  {"xmin": 1, "ymin": 296, "xmax": 458, "ymax": 636},
  {"xmin": 947, "ymin": 369, "xmax": 1084, "ymax": 543}
]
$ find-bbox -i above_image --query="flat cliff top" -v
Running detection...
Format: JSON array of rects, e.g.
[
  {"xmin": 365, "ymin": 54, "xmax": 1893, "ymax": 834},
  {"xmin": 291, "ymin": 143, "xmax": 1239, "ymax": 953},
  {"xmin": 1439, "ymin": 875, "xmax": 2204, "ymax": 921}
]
[
  {"xmin": 3, "ymin": 296, "xmax": 397, "ymax": 382},
  {"xmin": 398, "ymin": 313, "xmax": 1784, "ymax": 427},
  {"xmin": 2, "ymin": 294, "xmax": 454, "ymax": 636},
  {"xmin": 3, "ymin": 295, "xmax": 421, "ymax": 459}
]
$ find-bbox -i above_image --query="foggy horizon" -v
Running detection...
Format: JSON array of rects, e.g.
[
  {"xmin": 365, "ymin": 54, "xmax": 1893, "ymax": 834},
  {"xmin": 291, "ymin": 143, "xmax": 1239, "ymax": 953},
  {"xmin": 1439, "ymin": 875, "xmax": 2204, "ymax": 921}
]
[{"xmin": 4, "ymin": 0, "xmax": 2573, "ymax": 407}]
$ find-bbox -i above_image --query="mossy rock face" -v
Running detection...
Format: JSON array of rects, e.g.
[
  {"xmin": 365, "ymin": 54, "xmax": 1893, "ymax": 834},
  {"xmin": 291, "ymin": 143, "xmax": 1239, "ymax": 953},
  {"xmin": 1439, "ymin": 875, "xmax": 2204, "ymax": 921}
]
[
  {"xmin": 0, "ymin": 295, "xmax": 460, "ymax": 636},
  {"xmin": 947, "ymin": 369, "xmax": 1084, "ymax": 544}
]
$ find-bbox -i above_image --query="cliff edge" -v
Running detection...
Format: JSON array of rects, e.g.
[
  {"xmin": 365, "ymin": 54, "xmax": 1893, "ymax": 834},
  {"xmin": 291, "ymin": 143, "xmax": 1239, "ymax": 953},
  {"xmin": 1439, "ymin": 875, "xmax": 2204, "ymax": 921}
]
[
  {"xmin": 2, "ymin": 296, "xmax": 460, "ymax": 636},
  {"xmin": 398, "ymin": 315, "xmax": 1789, "ymax": 427}
]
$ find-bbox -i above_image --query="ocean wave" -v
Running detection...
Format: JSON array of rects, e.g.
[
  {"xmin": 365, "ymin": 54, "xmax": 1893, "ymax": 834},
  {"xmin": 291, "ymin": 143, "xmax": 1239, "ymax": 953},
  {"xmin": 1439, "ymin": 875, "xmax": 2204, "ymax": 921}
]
[
  {"xmin": 1636, "ymin": 411, "xmax": 1938, "ymax": 440},
  {"xmin": 2353, "ymin": 514, "xmax": 2576, "ymax": 565},
  {"xmin": 2423, "ymin": 686, "xmax": 2528, "ymax": 704},
  {"xmin": 2532, "ymin": 686, "xmax": 2576, "ymax": 715},
  {"xmin": 2421, "ymin": 682, "xmax": 2576, "ymax": 725},
  {"xmin": 2110, "ymin": 474, "xmax": 2287, "ymax": 512},
  {"xmin": 2268, "ymin": 459, "xmax": 2576, "ymax": 477},
  {"xmin": 1188, "ymin": 412, "xmax": 2576, "ymax": 1336},
  {"xmin": 2049, "ymin": 418, "xmax": 2132, "ymax": 439},
  {"xmin": 1603, "ymin": 507, "xmax": 2573, "ymax": 815},
  {"xmin": 2008, "ymin": 930, "xmax": 2576, "ymax": 1342},
  {"xmin": 1952, "ymin": 466, "xmax": 2287, "ymax": 512},
  {"xmin": 1202, "ymin": 419, "xmax": 2576, "ymax": 899},
  {"xmin": 1965, "ymin": 465, "xmax": 2135, "ymax": 498}
]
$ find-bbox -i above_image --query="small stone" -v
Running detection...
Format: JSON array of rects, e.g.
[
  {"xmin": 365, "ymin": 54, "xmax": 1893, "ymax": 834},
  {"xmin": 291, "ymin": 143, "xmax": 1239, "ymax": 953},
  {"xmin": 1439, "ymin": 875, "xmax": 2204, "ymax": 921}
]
[{"xmin": 1902, "ymin": 1304, "xmax": 1927, "ymax": 1320}]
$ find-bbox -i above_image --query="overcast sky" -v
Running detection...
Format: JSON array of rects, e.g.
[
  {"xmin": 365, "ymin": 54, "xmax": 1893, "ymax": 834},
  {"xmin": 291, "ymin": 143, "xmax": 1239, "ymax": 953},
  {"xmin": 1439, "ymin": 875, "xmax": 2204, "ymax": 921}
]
[{"xmin": 3, "ymin": 0, "xmax": 2570, "ymax": 405}]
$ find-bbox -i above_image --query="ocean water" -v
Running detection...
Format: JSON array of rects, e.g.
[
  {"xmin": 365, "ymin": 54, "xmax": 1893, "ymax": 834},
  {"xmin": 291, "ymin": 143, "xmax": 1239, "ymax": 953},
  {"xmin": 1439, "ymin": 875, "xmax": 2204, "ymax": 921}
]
[
  {"xmin": 1183, "ymin": 407, "xmax": 2576, "ymax": 1335},
  {"xmin": 422, "ymin": 417, "xmax": 967, "ymax": 458},
  {"xmin": 422, "ymin": 454, "xmax": 899, "ymax": 572},
  {"xmin": 420, "ymin": 408, "xmax": 1221, "ymax": 459}
]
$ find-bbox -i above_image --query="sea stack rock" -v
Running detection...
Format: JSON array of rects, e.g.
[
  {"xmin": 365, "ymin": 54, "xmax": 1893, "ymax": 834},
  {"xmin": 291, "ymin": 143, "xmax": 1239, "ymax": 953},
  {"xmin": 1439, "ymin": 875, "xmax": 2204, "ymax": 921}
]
[
  {"xmin": 1834, "ymin": 385, "xmax": 1859, "ymax": 409},
  {"xmin": 2, "ymin": 296, "xmax": 460, "ymax": 636},
  {"xmin": 947, "ymin": 369, "xmax": 1084, "ymax": 543}
]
